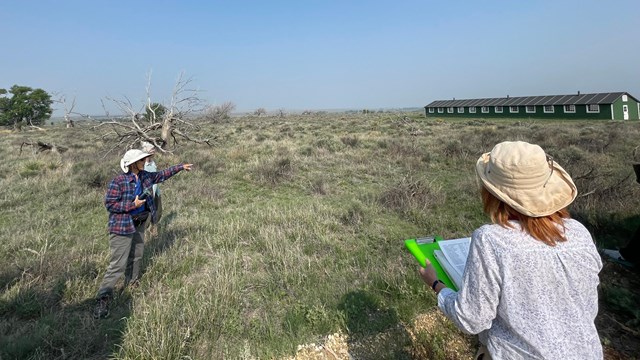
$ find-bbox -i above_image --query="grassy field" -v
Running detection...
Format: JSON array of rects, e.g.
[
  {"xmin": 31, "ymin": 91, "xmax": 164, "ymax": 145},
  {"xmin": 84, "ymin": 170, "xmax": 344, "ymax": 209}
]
[{"xmin": 1, "ymin": 113, "xmax": 639, "ymax": 359}]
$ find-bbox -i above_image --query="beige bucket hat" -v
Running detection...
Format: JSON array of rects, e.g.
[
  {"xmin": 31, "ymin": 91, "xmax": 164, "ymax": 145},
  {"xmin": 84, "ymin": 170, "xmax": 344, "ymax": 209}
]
[
  {"xmin": 120, "ymin": 149, "xmax": 151, "ymax": 173},
  {"xmin": 475, "ymin": 141, "xmax": 577, "ymax": 217}
]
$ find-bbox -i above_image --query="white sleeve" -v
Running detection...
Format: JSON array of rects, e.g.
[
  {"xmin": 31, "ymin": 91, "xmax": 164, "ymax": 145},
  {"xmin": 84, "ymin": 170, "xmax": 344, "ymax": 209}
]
[{"xmin": 437, "ymin": 228, "xmax": 502, "ymax": 334}]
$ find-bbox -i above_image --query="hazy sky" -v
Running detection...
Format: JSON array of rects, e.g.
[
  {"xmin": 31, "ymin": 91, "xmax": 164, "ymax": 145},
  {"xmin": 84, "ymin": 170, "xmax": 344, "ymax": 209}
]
[{"xmin": 2, "ymin": 0, "xmax": 639, "ymax": 116}]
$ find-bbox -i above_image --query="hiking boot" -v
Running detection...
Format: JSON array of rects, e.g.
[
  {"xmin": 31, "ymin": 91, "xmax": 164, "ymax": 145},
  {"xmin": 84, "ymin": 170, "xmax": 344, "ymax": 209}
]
[{"xmin": 93, "ymin": 297, "xmax": 110, "ymax": 319}]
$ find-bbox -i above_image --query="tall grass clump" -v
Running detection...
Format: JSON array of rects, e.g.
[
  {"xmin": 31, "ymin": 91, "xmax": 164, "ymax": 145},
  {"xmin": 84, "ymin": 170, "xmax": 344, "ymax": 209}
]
[
  {"xmin": 379, "ymin": 176, "xmax": 444, "ymax": 213},
  {"xmin": 340, "ymin": 136, "xmax": 359, "ymax": 148},
  {"xmin": 308, "ymin": 176, "xmax": 329, "ymax": 195},
  {"xmin": 253, "ymin": 157, "xmax": 295, "ymax": 185}
]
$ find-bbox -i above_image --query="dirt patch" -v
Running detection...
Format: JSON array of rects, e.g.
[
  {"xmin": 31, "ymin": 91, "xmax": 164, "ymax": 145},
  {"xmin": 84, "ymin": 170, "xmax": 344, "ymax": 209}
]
[
  {"xmin": 287, "ymin": 310, "xmax": 474, "ymax": 360},
  {"xmin": 406, "ymin": 310, "xmax": 476, "ymax": 360},
  {"xmin": 285, "ymin": 332, "xmax": 350, "ymax": 360},
  {"xmin": 289, "ymin": 260, "xmax": 639, "ymax": 360}
]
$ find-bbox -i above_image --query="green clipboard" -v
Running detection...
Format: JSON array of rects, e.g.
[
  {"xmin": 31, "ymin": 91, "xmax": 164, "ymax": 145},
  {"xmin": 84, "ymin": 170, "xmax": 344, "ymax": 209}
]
[{"xmin": 405, "ymin": 236, "xmax": 458, "ymax": 291}]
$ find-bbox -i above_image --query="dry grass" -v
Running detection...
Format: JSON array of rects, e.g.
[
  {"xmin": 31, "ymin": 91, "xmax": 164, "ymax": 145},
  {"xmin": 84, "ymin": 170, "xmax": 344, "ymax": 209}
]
[{"xmin": 1, "ymin": 115, "xmax": 639, "ymax": 359}]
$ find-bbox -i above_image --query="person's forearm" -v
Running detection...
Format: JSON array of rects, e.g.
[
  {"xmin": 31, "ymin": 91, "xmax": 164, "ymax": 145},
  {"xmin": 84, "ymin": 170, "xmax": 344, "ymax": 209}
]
[{"xmin": 151, "ymin": 164, "xmax": 183, "ymax": 183}]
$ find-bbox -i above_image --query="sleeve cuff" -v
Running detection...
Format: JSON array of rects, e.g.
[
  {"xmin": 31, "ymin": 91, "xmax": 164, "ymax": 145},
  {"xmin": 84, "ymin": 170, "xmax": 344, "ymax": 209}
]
[{"xmin": 437, "ymin": 287, "xmax": 457, "ymax": 309}]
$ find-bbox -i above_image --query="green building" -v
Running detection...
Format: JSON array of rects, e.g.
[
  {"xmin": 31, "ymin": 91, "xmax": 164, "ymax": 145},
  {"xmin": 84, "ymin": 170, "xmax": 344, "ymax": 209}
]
[{"xmin": 424, "ymin": 92, "xmax": 639, "ymax": 120}]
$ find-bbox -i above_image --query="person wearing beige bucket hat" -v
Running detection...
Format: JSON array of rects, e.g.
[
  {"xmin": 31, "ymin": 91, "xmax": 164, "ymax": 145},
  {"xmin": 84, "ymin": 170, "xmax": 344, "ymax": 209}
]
[
  {"xmin": 419, "ymin": 141, "xmax": 603, "ymax": 359},
  {"xmin": 475, "ymin": 141, "xmax": 578, "ymax": 218},
  {"xmin": 93, "ymin": 149, "xmax": 193, "ymax": 319}
]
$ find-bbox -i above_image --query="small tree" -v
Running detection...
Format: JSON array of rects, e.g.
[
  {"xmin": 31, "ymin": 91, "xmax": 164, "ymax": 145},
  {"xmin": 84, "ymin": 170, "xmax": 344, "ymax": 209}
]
[
  {"xmin": 0, "ymin": 85, "xmax": 53, "ymax": 129},
  {"xmin": 204, "ymin": 101, "xmax": 236, "ymax": 123},
  {"xmin": 254, "ymin": 107, "xmax": 267, "ymax": 116},
  {"xmin": 144, "ymin": 102, "xmax": 167, "ymax": 124}
]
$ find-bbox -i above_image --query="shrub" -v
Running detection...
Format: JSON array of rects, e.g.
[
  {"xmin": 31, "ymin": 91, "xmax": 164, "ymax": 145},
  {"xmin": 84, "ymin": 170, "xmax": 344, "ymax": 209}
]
[
  {"xmin": 254, "ymin": 157, "xmax": 294, "ymax": 185},
  {"xmin": 313, "ymin": 137, "xmax": 343, "ymax": 153},
  {"xmin": 379, "ymin": 176, "xmax": 444, "ymax": 214},
  {"xmin": 340, "ymin": 136, "xmax": 359, "ymax": 148},
  {"xmin": 442, "ymin": 139, "xmax": 472, "ymax": 159},
  {"xmin": 387, "ymin": 140, "xmax": 421, "ymax": 158},
  {"xmin": 72, "ymin": 161, "xmax": 113, "ymax": 189}
]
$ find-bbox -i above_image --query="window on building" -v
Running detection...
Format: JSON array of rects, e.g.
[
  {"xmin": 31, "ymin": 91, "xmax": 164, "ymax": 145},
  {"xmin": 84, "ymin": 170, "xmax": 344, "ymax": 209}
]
[
  {"xmin": 469, "ymin": 107, "xmax": 477, "ymax": 113},
  {"xmin": 447, "ymin": 107, "xmax": 454, "ymax": 113},
  {"xmin": 526, "ymin": 106, "xmax": 535, "ymax": 113},
  {"xmin": 481, "ymin": 106, "xmax": 489, "ymax": 113},
  {"xmin": 438, "ymin": 107, "xmax": 444, "ymax": 113},
  {"xmin": 510, "ymin": 106, "xmax": 519, "ymax": 113},
  {"xmin": 495, "ymin": 106, "xmax": 503, "ymax": 113},
  {"xmin": 544, "ymin": 105, "xmax": 554, "ymax": 113},
  {"xmin": 622, "ymin": 95, "xmax": 628, "ymax": 102},
  {"xmin": 564, "ymin": 104, "xmax": 576, "ymax": 113},
  {"xmin": 458, "ymin": 107, "xmax": 464, "ymax": 113},
  {"xmin": 428, "ymin": 108, "xmax": 435, "ymax": 113},
  {"xmin": 586, "ymin": 104, "xmax": 600, "ymax": 113}
]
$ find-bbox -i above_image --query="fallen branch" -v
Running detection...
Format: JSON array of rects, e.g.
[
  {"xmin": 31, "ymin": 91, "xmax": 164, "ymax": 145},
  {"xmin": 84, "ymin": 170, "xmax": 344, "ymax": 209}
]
[
  {"xmin": 172, "ymin": 128, "xmax": 215, "ymax": 146},
  {"xmin": 20, "ymin": 140, "xmax": 68, "ymax": 154},
  {"xmin": 605, "ymin": 314, "xmax": 640, "ymax": 337}
]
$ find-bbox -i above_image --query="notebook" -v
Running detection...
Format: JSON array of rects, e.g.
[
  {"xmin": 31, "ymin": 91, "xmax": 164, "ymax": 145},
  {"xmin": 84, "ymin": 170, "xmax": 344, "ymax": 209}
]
[{"xmin": 404, "ymin": 236, "xmax": 471, "ymax": 291}]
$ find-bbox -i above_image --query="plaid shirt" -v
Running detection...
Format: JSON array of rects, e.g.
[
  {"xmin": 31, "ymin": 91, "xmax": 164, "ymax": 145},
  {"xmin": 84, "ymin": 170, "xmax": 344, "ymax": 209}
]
[{"xmin": 105, "ymin": 164, "xmax": 184, "ymax": 235}]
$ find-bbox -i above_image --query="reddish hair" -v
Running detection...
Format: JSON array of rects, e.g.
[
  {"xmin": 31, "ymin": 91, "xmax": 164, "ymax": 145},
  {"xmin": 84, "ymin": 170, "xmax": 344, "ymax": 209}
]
[{"xmin": 480, "ymin": 187, "xmax": 570, "ymax": 246}]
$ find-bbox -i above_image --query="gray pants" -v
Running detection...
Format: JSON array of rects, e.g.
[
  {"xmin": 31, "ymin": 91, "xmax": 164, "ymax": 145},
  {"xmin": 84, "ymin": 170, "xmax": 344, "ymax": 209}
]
[{"xmin": 96, "ymin": 223, "xmax": 145, "ymax": 298}]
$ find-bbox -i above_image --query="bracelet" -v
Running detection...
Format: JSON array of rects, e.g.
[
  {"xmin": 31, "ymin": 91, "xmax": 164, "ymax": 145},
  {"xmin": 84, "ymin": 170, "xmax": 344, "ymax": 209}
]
[{"xmin": 431, "ymin": 279, "xmax": 444, "ymax": 291}]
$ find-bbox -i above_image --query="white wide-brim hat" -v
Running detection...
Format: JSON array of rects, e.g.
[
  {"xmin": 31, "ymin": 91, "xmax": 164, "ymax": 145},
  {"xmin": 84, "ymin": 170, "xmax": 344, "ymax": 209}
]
[
  {"xmin": 475, "ymin": 141, "xmax": 578, "ymax": 217},
  {"xmin": 120, "ymin": 149, "xmax": 151, "ymax": 173}
]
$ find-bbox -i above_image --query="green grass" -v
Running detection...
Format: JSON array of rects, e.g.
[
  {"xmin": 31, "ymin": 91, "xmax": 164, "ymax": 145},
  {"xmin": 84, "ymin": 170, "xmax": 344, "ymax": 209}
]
[{"xmin": 1, "ymin": 114, "xmax": 639, "ymax": 359}]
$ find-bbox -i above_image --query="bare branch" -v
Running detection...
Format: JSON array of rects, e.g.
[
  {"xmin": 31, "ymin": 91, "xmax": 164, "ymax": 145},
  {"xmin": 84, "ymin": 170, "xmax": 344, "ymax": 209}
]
[
  {"xmin": 204, "ymin": 101, "xmax": 235, "ymax": 123},
  {"xmin": 96, "ymin": 72, "xmax": 218, "ymax": 153},
  {"xmin": 172, "ymin": 128, "xmax": 216, "ymax": 146}
]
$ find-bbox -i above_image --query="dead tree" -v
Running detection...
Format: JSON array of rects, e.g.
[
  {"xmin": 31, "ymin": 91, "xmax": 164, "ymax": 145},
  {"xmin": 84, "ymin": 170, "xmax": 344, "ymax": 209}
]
[
  {"xmin": 63, "ymin": 96, "xmax": 76, "ymax": 128},
  {"xmin": 94, "ymin": 72, "xmax": 216, "ymax": 155},
  {"xmin": 52, "ymin": 93, "xmax": 76, "ymax": 128},
  {"xmin": 56, "ymin": 94, "xmax": 77, "ymax": 128}
]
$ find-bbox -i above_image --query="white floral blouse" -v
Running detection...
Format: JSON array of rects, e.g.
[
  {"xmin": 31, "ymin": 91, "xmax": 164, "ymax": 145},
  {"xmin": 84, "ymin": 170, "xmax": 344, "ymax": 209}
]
[{"xmin": 438, "ymin": 219, "xmax": 603, "ymax": 360}]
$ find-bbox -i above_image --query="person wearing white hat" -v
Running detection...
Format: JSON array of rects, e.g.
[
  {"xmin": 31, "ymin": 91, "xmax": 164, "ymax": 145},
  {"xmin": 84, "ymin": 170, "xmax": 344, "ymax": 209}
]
[
  {"xmin": 93, "ymin": 149, "xmax": 193, "ymax": 319},
  {"xmin": 419, "ymin": 141, "xmax": 603, "ymax": 359}
]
